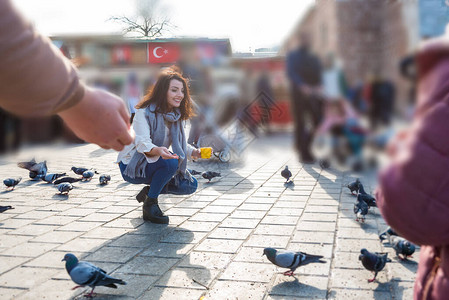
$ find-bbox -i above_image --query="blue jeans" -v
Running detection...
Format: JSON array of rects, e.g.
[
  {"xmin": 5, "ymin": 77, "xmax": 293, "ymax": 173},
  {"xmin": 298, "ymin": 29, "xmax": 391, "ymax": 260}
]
[{"xmin": 119, "ymin": 158, "xmax": 198, "ymax": 198}]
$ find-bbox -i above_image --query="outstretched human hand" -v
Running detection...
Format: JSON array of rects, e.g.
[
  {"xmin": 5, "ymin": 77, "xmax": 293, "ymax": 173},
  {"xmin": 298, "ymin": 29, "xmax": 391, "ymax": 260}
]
[{"xmin": 58, "ymin": 86, "xmax": 135, "ymax": 151}]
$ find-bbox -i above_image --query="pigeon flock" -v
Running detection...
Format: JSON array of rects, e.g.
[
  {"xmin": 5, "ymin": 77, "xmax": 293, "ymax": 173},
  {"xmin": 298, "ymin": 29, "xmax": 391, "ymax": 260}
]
[{"xmin": 345, "ymin": 177, "xmax": 417, "ymax": 281}]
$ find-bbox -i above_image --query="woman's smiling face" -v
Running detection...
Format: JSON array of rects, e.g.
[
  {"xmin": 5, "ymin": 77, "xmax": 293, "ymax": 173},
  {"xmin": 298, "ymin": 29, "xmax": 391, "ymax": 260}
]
[{"xmin": 166, "ymin": 79, "xmax": 184, "ymax": 110}]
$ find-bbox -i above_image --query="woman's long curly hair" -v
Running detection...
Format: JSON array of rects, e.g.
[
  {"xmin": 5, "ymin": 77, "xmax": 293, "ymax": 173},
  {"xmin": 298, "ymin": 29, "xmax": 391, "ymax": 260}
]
[{"xmin": 135, "ymin": 66, "xmax": 194, "ymax": 120}]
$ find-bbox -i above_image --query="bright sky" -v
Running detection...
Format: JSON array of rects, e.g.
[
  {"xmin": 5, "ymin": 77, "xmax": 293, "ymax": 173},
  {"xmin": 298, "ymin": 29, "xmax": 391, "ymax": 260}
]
[{"xmin": 13, "ymin": 0, "xmax": 314, "ymax": 53}]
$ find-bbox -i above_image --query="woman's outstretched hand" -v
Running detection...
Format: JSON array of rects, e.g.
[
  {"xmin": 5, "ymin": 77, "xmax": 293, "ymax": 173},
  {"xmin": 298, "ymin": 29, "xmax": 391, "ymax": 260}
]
[{"xmin": 147, "ymin": 147, "xmax": 179, "ymax": 160}]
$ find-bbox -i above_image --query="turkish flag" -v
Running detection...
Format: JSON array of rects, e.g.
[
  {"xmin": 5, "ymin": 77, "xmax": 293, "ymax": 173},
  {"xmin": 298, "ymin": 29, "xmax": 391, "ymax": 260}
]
[{"xmin": 148, "ymin": 43, "xmax": 180, "ymax": 63}]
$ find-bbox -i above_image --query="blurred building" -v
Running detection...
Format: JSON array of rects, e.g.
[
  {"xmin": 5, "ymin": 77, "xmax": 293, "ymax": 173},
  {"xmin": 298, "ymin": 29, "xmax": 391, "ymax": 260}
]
[
  {"xmin": 51, "ymin": 35, "xmax": 231, "ymax": 91},
  {"xmin": 281, "ymin": 0, "xmax": 423, "ymax": 108}
]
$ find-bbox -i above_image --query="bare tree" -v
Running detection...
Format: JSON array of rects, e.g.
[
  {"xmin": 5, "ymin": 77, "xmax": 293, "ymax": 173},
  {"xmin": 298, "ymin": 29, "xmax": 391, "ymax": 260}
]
[{"xmin": 109, "ymin": 0, "xmax": 174, "ymax": 38}]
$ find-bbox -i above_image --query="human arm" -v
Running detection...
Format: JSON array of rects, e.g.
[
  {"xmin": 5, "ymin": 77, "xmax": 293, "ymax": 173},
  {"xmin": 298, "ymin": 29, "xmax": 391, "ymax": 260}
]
[{"xmin": 0, "ymin": 0, "xmax": 133, "ymax": 151}]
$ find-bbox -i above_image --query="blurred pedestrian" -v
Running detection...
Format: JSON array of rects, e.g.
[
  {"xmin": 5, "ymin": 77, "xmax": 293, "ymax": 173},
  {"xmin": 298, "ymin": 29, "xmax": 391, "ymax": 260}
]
[
  {"xmin": 0, "ymin": 0, "xmax": 133, "ymax": 151},
  {"xmin": 286, "ymin": 32, "xmax": 323, "ymax": 163},
  {"xmin": 376, "ymin": 30, "xmax": 449, "ymax": 300},
  {"xmin": 117, "ymin": 67, "xmax": 200, "ymax": 224},
  {"xmin": 122, "ymin": 73, "xmax": 142, "ymax": 124},
  {"xmin": 367, "ymin": 73, "xmax": 395, "ymax": 130}
]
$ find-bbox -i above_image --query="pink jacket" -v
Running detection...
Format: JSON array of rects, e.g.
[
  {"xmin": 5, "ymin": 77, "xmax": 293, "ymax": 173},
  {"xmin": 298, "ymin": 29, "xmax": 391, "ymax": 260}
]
[{"xmin": 377, "ymin": 31, "xmax": 449, "ymax": 300}]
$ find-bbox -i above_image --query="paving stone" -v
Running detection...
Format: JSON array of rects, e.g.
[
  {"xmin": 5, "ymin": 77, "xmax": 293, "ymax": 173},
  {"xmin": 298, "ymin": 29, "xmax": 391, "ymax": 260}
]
[
  {"xmin": 33, "ymin": 215, "xmax": 79, "ymax": 226},
  {"xmin": 0, "ymin": 256, "xmax": 30, "ymax": 275},
  {"xmin": 195, "ymin": 238, "xmax": 243, "ymax": 253},
  {"xmin": 0, "ymin": 267, "xmax": 58, "ymax": 289},
  {"xmin": 102, "ymin": 218, "xmax": 144, "ymax": 229},
  {"xmin": 2, "ymin": 242, "xmax": 59, "ymax": 257},
  {"xmin": 140, "ymin": 242, "xmax": 194, "ymax": 258},
  {"xmin": 0, "ymin": 235, "xmax": 32, "ymax": 248},
  {"xmin": 0, "ymin": 287, "xmax": 25, "ymax": 299},
  {"xmin": 269, "ymin": 275, "xmax": 328, "ymax": 298},
  {"xmin": 220, "ymin": 262, "xmax": 276, "ymax": 282},
  {"xmin": 81, "ymin": 226, "xmax": 131, "ymax": 240},
  {"xmin": 200, "ymin": 205, "xmax": 235, "ymax": 214},
  {"xmin": 116, "ymin": 256, "xmax": 178, "ymax": 275},
  {"xmin": 189, "ymin": 213, "xmax": 228, "ymax": 222},
  {"xmin": 330, "ymin": 268, "xmax": 390, "ymax": 290},
  {"xmin": 296, "ymin": 221, "xmax": 336, "ymax": 232},
  {"xmin": 139, "ymin": 287, "xmax": 204, "ymax": 300},
  {"xmin": 160, "ymin": 230, "xmax": 207, "ymax": 244},
  {"xmin": 292, "ymin": 231, "xmax": 335, "ymax": 244},
  {"xmin": 335, "ymin": 238, "xmax": 382, "ymax": 253},
  {"xmin": 178, "ymin": 252, "xmax": 232, "ymax": 270},
  {"xmin": 239, "ymin": 203, "xmax": 273, "ymax": 211},
  {"xmin": 57, "ymin": 221, "xmax": 103, "ymax": 232},
  {"xmin": 219, "ymin": 218, "xmax": 260, "ymax": 229},
  {"xmin": 102, "ymin": 273, "xmax": 158, "ymax": 298},
  {"xmin": 23, "ymin": 250, "xmax": 84, "ymax": 268},
  {"xmin": 234, "ymin": 247, "xmax": 271, "ymax": 264},
  {"xmin": 261, "ymin": 216, "xmax": 299, "ymax": 226},
  {"xmin": 84, "ymin": 246, "xmax": 141, "ymax": 263},
  {"xmin": 178, "ymin": 221, "xmax": 219, "ymax": 232},
  {"xmin": 244, "ymin": 234, "xmax": 290, "ymax": 248},
  {"xmin": 56, "ymin": 237, "xmax": 111, "ymax": 252},
  {"xmin": 287, "ymin": 243, "xmax": 333, "ymax": 259},
  {"xmin": 272, "ymin": 201, "xmax": 306, "ymax": 208},
  {"xmin": 208, "ymin": 228, "xmax": 252, "ymax": 240},
  {"xmin": 206, "ymin": 280, "xmax": 267, "ymax": 299},
  {"xmin": 253, "ymin": 224, "xmax": 295, "ymax": 236},
  {"xmin": 154, "ymin": 267, "xmax": 219, "ymax": 289},
  {"xmin": 328, "ymin": 288, "xmax": 391, "ymax": 300}
]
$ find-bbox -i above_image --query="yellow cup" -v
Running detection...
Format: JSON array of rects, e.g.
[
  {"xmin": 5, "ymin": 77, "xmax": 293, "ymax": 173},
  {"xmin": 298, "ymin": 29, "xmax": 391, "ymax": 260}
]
[{"xmin": 200, "ymin": 147, "xmax": 212, "ymax": 159}]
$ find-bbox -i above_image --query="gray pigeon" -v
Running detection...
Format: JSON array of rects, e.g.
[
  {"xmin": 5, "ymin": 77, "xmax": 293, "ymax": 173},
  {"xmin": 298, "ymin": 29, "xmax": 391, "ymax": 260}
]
[
  {"xmin": 388, "ymin": 235, "xmax": 416, "ymax": 260},
  {"xmin": 358, "ymin": 184, "xmax": 376, "ymax": 208},
  {"xmin": 42, "ymin": 172, "xmax": 67, "ymax": 184},
  {"xmin": 347, "ymin": 178, "xmax": 360, "ymax": 195},
  {"xmin": 202, "ymin": 171, "xmax": 221, "ymax": 182},
  {"xmin": 29, "ymin": 160, "xmax": 47, "ymax": 177},
  {"xmin": 263, "ymin": 247, "xmax": 325, "ymax": 276},
  {"xmin": 17, "ymin": 158, "xmax": 36, "ymax": 171},
  {"xmin": 3, "ymin": 177, "xmax": 21, "ymax": 190},
  {"xmin": 82, "ymin": 170, "xmax": 95, "ymax": 181},
  {"xmin": 354, "ymin": 196, "xmax": 368, "ymax": 223},
  {"xmin": 54, "ymin": 177, "xmax": 82, "ymax": 185},
  {"xmin": 99, "ymin": 174, "xmax": 111, "ymax": 185},
  {"xmin": 379, "ymin": 226, "xmax": 397, "ymax": 241},
  {"xmin": 57, "ymin": 183, "xmax": 73, "ymax": 195},
  {"xmin": 359, "ymin": 248, "xmax": 391, "ymax": 282},
  {"xmin": 190, "ymin": 169, "xmax": 202, "ymax": 176},
  {"xmin": 71, "ymin": 166, "xmax": 89, "ymax": 176},
  {"xmin": 281, "ymin": 166, "xmax": 292, "ymax": 183},
  {"xmin": 62, "ymin": 253, "xmax": 126, "ymax": 298}
]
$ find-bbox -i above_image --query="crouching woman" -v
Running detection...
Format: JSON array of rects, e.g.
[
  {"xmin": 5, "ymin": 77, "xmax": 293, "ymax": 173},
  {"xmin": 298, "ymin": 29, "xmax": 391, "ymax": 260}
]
[{"xmin": 117, "ymin": 67, "xmax": 200, "ymax": 224}]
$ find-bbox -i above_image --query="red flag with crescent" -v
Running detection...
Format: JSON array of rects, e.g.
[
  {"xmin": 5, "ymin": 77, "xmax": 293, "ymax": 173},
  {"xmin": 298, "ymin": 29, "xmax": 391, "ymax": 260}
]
[{"xmin": 148, "ymin": 43, "xmax": 180, "ymax": 63}]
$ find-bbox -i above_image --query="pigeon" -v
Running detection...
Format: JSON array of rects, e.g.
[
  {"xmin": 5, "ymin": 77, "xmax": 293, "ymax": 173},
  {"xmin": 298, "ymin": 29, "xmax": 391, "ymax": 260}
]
[
  {"xmin": 29, "ymin": 171, "xmax": 38, "ymax": 179},
  {"xmin": 57, "ymin": 183, "xmax": 73, "ymax": 194},
  {"xmin": 347, "ymin": 178, "xmax": 361, "ymax": 195},
  {"xmin": 359, "ymin": 248, "xmax": 391, "ymax": 282},
  {"xmin": 388, "ymin": 235, "xmax": 416, "ymax": 260},
  {"xmin": 358, "ymin": 184, "xmax": 377, "ymax": 208},
  {"xmin": 3, "ymin": 177, "xmax": 21, "ymax": 190},
  {"xmin": 99, "ymin": 174, "xmax": 111, "ymax": 185},
  {"xmin": 72, "ymin": 167, "xmax": 98, "ymax": 176},
  {"xmin": 29, "ymin": 160, "xmax": 47, "ymax": 177},
  {"xmin": 379, "ymin": 226, "xmax": 397, "ymax": 241},
  {"xmin": 201, "ymin": 171, "xmax": 221, "ymax": 182},
  {"xmin": 263, "ymin": 247, "xmax": 325, "ymax": 276},
  {"xmin": 354, "ymin": 196, "xmax": 368, "ymax": 223},
  {"xmin": 62, "ymin": 253, "xmax": 126, "ymax": 298},
  {"xmin": 54, "ymin": 177, "xmax": 83, "ymax": 185},
  {"xmin": 82, "ymin": 170, "xmax": 95, "ymax": 181},
  {"xmin": 17, "ymin": 158, "xmax": 36, "ymax": 171},
  {"xmin": 71, "ymin": 166, "xmax": 89, "ymax": 176},
  {"xmin": 189, "ymin": 169, "xmax": 202, "ymax": 176},
  {"xmin": 41, "ymin": 172, "xmax": 67, "ymax": 184},
  {"xmin": 319, "ymin": 159, "xmax": 330, "ymax": 169},
  {"xmin": 0, "ymin": 205, "xmax": 14, "ymax": 213},
  {"xmin": 281, "ymin": 166, "xmax": 292, "ymax": 183}
]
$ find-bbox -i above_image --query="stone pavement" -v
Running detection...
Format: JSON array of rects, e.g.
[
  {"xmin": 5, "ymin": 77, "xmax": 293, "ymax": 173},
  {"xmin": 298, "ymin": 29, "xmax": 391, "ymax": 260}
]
[{"xmin": 0, "ymin": 133, "xmax": 417, "ymax": 299}]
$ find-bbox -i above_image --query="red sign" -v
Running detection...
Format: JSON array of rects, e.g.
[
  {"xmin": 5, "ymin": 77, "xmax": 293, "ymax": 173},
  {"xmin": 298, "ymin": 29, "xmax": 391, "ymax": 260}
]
[
  {"xmin": 148, "ymin": 43, "xmax": 180, "ymax": 63},
  {"xmin": 112, "ymin": 45, "xmax": 131, "ymax": 64}
]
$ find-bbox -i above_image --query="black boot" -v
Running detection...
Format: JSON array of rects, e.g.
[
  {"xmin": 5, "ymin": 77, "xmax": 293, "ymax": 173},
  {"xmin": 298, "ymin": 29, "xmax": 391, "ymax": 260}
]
[
  {"xmin": 136, "ymin": 186, "xmax": 150, "ymax": 203},
  {"xmin": 142, "ymin": 196, "xmax": 169, "ymax": 224}
]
